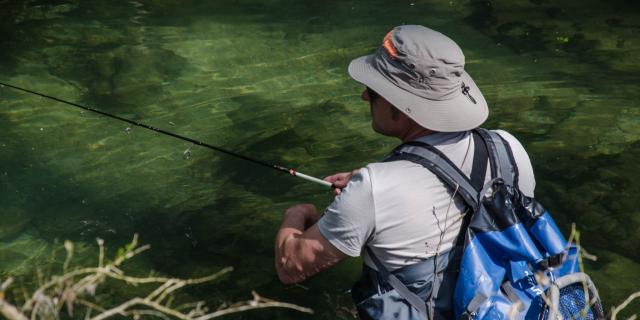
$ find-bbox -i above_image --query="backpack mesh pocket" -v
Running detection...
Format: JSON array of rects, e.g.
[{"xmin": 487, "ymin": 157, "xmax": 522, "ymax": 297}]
[{"xmin": 546, "ymin": 273, "xmax": 605, "ymax": 320}]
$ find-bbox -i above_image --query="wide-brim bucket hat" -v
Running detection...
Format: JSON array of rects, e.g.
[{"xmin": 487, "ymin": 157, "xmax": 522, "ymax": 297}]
[{"xmin": 348, "ymin": 25, "xmax": 488, "ymax": 132}]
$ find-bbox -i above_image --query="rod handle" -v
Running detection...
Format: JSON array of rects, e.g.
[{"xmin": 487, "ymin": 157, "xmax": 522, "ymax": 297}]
[{"xmin": 290, "ymin": 170, "xmax": 333, "ymax": 188}]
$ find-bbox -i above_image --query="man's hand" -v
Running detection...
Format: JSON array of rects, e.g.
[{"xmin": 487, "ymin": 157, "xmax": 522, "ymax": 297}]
[{"xmin": 324, "ymin": 169, "xmax": 359, "ymax": 196}]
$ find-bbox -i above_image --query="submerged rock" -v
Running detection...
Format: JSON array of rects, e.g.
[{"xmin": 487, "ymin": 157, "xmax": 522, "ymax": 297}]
[
  {"xmin": 0, "ymin": 204, "xmax": 34, "ymax": 241},
  {"xmin": 0, "ymin": 233, "xmax": 49, "ymax": 277}
]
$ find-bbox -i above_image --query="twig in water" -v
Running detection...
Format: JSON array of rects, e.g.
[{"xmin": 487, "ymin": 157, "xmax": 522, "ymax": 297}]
[
  {"xmin": 63, "ymin": 240, "xmax": 74, "ymax": 273},
  {"xmin": 580, "ymin": 247, "xmax": 598, "ymax": 262},
  {"xmin": 1, "ymin": 235, "xmax": 313, "ymax": 320},
  {"xmin": 610, "ymin": 291, "xmax": 640, "ymax": 320},
  {"xmin": 507, "ymin": 300, "xmax": 523, "ymax": 320}
]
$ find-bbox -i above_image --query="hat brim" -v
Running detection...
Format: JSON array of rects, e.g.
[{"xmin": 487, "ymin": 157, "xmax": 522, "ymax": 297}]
[{"xmin": 348, "ymin": 54, "xmax": 489, "ymax": 132}]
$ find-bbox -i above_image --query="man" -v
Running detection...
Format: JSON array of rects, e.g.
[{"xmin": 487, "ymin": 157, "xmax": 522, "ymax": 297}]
[{"xmin": 274, "ymin": 25, "xmax": 536, "ymax": 318}]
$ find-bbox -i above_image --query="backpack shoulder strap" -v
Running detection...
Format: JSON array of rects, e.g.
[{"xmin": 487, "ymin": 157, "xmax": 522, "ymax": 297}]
[
  {"xmin": 474, "ymin": 128, "xmax": 519, "ymax": 187},
  {"xmin": 455, "ymin": 131, "xmax": 488, "ymax": 248},
  {"xmin": 372, "ymin": 132, "xmax": 489, "ymax": 317},
  {"xmin": 384, "ymin": 134, "xmax": 485, "ymax": 212},
  {"xmin": 385, "ymin": 141, "xmax": 479, "ymax": 211},
  {"xmin": 469, "ymin": 131, "xmax": 489, "ymax": 192}
]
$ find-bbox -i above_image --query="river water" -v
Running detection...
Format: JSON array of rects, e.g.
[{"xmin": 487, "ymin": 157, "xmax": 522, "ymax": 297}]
[{"xmin": 1, "ymin": 0, "xmax": 639, "ymax": 318}]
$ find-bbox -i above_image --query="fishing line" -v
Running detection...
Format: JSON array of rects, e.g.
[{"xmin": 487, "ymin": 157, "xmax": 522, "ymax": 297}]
[{"xmin": 0, "ymin": 81, "xmax": 332, "ymax": 188}]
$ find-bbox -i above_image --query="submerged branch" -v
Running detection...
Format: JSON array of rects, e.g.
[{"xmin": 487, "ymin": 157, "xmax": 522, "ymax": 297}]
[
  {"xmin": 195, "ymin": 291, "xmax": 314, "ymax": 320},
  {"xmin": 0, "ymin": 299, "xmax": 29, "ymax": 320},
  {"xmin": 90, "ymin": 298, "xmax": 189, "ymax": 320},
  {"xmin": 610, "ymin": 291, "xmax": 640, "ymax": 320},
  {"xmin": 1, "ymin": 237, "xmax": 311, "ymax": 320}
]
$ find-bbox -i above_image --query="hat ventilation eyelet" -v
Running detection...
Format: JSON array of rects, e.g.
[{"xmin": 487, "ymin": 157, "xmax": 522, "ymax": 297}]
[{"xmin": 461, "ymin": 82, "xmax": 477, "ymax": 104}]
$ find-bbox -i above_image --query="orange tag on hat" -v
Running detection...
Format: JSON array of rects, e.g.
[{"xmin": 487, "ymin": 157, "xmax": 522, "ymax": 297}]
[{"xmin": 382, "ymin": 30, "xmax": 398, "ymax": 60}]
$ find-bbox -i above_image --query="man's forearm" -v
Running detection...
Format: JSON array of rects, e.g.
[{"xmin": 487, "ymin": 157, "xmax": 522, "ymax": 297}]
[
  {"xmin": 274, "ymin": 204, "xmax": 347, "ymax": 284},
  {"xmin": 275, "ymin": 205, "xmax": 317, "ymax": 284},
  {"xmin": 275, "ymin": 205, "xmax": 313, "ymax": 251},
  {"xmin": 275, "ymin": 214, "xmax": 305, "ymax": 272},
  {"xmin": 276, "ymin": 212, "xmax": 306, "ymax": 242}
]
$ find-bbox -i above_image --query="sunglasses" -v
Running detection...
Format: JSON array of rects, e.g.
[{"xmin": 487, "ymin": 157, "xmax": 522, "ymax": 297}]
[{"xmin": 366, "ymin": 87, "xmax": 379, "ymax": 101}]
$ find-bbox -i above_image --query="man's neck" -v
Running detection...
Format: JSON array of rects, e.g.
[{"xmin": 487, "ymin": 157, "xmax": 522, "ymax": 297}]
[{"xmin": 400, "ymin": 127, "xmax": 434, "ymax": 142}]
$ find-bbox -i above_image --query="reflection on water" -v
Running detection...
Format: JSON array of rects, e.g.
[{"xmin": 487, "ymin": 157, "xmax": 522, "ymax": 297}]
[{"xmin": 1, "ymin": 0, "xmax": 639, "ymax": 318}]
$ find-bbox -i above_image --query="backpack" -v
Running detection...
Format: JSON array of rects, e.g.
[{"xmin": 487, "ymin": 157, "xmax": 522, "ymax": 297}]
[{"xmin": 352, "ymin": 128, "xmax": 604, "ymax": 320}]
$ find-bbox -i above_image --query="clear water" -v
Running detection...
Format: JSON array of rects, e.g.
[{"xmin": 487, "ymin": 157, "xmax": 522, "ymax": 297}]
[{"xmin": 1, "ymin": 0, "xmax": 639, "ymax": 318}]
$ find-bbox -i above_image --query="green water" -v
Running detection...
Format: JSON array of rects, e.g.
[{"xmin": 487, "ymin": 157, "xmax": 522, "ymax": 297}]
[{"xmin": 1, "ymin": 0, "xmax": 639, "ymax": 318}]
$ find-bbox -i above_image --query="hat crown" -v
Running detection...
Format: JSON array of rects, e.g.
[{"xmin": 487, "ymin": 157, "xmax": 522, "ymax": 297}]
[
  {"xmin": 391, "ymin": 25, "xmax": 465, "ymax": 68},
  {"xmin": 377, "ymin": 25, "xmax": 467, "ymax": 101}
]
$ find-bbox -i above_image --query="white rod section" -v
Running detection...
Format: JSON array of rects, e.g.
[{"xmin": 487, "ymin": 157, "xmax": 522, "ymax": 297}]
[{"xmin": 292, "ymin": 171, "xmax": 333, "ymax": 188}]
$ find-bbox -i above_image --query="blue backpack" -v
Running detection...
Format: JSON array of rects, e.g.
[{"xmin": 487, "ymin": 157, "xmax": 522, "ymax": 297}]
[{"xmin": 351, "ymin": 129, "xmax": 604, "ymax": 320}]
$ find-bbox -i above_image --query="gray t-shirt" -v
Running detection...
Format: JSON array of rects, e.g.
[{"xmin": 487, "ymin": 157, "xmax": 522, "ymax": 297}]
[{"xmin": 317, "ymin": 130, "xmax": 535, "ymax": 271}]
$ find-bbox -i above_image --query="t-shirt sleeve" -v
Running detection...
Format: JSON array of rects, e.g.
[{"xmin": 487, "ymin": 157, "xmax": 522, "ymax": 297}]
[
  {"xmin": 316, "ymin": 167, "xmax": 375, "ymax": 257},
  {"xmin": 494, "ymin": 129, "xmax": 536, "ymax": 197}
]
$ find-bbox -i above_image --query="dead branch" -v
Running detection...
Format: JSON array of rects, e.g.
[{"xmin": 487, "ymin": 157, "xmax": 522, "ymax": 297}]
[
  {"xmin": 610, "ymin": 291, "xmax": 640, "ymax": 320},
  {"xmin": 0, "ymin": 236, "xmax": 312, "ymax": 320},
  {"xmin": 0, "ymin": 298, "xmax": 29, "ymax": 320}
]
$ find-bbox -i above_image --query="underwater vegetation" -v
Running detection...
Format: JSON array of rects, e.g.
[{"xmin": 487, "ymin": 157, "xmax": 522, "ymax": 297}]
[{"xmin": 1, "ymin": 0, "xmax": 639, "ymax": 318}]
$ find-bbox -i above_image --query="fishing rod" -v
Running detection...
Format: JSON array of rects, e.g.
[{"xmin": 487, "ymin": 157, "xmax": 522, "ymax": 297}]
[{"xmin": 0, "ymin": 81, "xmax": 333, "ymax": 188}]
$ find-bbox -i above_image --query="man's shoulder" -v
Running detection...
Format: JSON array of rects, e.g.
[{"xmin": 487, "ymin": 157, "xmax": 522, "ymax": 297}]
[
  {"xmin": 365, "ymin": 159, "xmax": 419, "ymax": 171},
  {"xmin": 491, "ymin": 129, "xmax": 530, "ymax": 162},
  {"xmin": 361, "ymin": 159, "xmax": 443, "ymax": 195},
  {"xmin": 492, "ymin": 129, "xmax": 525, "ymax": 147},
  {"xmin": 487, "ymin": 129, "xmax": 536, "ymax": 196},
  {"xmin": 364, "ymin": 159, "xmax": 431, "ymax": 179}
]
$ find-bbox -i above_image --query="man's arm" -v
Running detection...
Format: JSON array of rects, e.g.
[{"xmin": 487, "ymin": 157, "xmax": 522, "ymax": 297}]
[{"xmin": 274, "ymin": 204, "xmax": 348, "ymax": 284}]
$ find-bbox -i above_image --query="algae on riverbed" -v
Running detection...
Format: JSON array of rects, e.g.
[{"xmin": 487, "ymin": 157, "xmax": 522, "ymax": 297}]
[{"xmin": 1, "ymin": 0, "xmax": 639, "ymax": 318}]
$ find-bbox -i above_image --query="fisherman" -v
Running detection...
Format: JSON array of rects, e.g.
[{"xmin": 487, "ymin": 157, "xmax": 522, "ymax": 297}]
[{"xmin": 274, "ymin": 25, "xmax": 537, "ymax": 319}]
